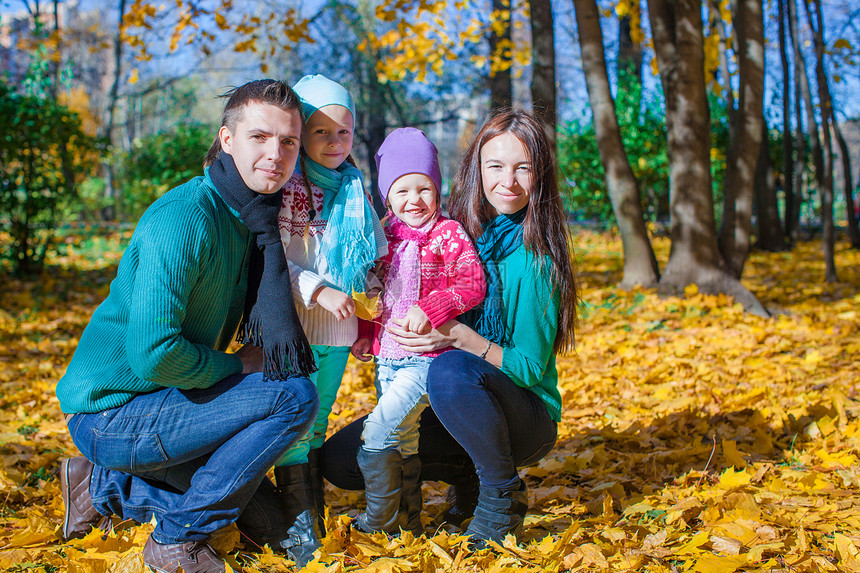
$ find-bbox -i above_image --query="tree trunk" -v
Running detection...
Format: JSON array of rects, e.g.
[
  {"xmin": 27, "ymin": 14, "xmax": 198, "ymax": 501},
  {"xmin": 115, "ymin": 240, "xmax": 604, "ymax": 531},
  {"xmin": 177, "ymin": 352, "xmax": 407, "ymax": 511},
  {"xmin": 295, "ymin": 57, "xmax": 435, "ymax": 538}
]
[
  {"xmin": 101, "ymin": 0, "xmax": 127, "ymax": 221},
  {"xmin": 618, "ymin": 15, "xmax": 642, "ymax": 84},
  {"xmin": 788, "ymin": 0, "xmax": 806, "ymax": 243},
  {"xmin": 488, "ymin": 0, "xmax": 513, "ymax": 111},
  {"xmin": 647, "ymin": 0, "xmax": 768, "ymax": 316},
  {"xmin": 710, "ymin": 0, "xmax": 735, "ymax": 128},
  {"xmin": 832, "ymin": 120, "xmax": 860, "ymax": 247},
  {"xmin": 572, "ymin": 0, "xmax": 658, "ymax": 288},
  {"xmin": 777, "ymin": 0, "xmax": 796, "ymax": 241},
  {"xmin": 717, "ymin": 0, "xmax": 765, "ymax": 278},
  {"xmin": 804, "ymin": 0, "xmax": 837, "ymax": 282},
  {"xmin": 754, "ymin": 120, "xmax": 787, "ymax": 250},
  {"xmin": 49, "ymin": 0, "xmax": 59, "ymax": 98},
  {"xmin": 788, "ymin": 0, "xmax": 817, "ymax": 242},
  {"xmin": 617, "ymin": 13, "xmax": 642, "ymax": 110},
  {"xmin": 529, "ymin": 0, "xmax": 556, "ymax": 146}
]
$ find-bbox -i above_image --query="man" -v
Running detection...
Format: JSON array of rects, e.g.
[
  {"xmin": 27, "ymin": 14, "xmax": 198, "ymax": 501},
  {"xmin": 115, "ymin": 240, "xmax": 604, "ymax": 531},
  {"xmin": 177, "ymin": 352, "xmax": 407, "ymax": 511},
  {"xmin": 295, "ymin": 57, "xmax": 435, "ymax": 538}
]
[{"xmin": 56, "ymin": 79, "xmax": 320, "ymax": 573}]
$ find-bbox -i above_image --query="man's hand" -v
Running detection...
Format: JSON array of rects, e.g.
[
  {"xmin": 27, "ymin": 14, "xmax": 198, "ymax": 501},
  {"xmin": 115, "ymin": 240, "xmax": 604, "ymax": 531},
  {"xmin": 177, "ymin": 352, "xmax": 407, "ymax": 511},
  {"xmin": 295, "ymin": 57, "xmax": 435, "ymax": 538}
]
[
  {"xmin": 236, "ymin": 344, "xmax": 265, "ymax": 374},
  {"xmin": 314, "ymin": 286, "xmax": 356, "ymax": 321},
  {"xmin": 350, "ymin": 337, "xmax": 373, "ymax": 362},
  {"xmin": 401, "ymin": 305, "xmax": 431, "ymax": 334}
]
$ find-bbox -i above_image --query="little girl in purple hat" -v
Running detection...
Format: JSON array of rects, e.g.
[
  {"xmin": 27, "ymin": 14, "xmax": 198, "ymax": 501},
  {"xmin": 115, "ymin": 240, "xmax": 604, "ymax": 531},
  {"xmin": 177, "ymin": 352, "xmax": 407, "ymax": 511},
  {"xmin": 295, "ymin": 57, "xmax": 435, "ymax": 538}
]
[{"xmin": 350, "ymin": 127, "xmax": 486, "ymax": 535}]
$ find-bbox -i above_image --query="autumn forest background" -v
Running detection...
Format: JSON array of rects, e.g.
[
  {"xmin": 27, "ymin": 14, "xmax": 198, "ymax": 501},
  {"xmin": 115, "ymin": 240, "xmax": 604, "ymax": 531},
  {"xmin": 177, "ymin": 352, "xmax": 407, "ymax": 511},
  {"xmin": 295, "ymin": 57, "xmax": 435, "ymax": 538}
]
[{"xmin": 1, "ymin": 0, "xmax": 859, "ymax": 571}]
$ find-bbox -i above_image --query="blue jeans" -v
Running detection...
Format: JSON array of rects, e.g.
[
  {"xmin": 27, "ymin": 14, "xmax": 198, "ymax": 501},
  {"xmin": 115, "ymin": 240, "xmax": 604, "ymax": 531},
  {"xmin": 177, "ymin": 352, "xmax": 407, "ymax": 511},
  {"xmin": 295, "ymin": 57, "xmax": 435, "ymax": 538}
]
[
  {"xmin": 67, "ymin": 372, "xmax": 318, "ymax": 544},
  {"xmin": 428, "ymin": 350, "xmax": 557, "ymax": 490},
  {"xmin": 276, "ymin": 345, "xmax": 349, "ymax": 466},
  {"xmin": 362, "ymin": 356, "xmax": 433, "ymax": 455}
]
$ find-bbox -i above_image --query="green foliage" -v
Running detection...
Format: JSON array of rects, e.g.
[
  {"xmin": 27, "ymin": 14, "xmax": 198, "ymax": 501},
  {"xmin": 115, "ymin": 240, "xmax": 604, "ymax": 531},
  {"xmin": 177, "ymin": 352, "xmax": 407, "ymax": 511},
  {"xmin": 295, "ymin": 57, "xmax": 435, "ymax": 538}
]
[
  {"xmin": 112, "ymin": 122, "xmax": 213, "ymax": 220},
  {"xmin": 558, "ymin": 76, "xmax": 732, "ymax": 228},
  {"xmin": 709, "ymin": 90, "xmax": 730, "ymax": 225},
  {"xmin": 0, "ymin": 80, "xmax": 99, "ymax": 275},
  {"xmin": 557, "ymin": 76, "xmax": 670, "ymax": 226}
]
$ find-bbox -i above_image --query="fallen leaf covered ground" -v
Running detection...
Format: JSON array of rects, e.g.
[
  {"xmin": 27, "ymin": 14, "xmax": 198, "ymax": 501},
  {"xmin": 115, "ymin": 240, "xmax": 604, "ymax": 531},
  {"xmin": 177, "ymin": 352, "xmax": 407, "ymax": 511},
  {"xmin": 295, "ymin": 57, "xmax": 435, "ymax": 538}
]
[{"xmin": 1, "ymin": 228, "xmax": 858, "ymax": 572}]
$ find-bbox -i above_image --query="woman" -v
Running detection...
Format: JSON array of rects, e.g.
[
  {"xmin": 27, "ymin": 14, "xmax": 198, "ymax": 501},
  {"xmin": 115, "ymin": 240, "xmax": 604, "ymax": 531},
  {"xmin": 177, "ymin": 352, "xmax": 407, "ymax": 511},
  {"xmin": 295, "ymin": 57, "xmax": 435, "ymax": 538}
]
[{"xmin": 321, "ymin": 110, "xmax": 577, "ymax": 544}]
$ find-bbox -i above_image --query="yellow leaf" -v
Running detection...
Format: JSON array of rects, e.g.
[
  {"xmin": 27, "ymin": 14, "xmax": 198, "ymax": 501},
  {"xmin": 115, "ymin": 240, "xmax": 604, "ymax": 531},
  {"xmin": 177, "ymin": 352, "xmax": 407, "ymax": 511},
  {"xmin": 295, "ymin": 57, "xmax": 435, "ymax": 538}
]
[
  {"xmin": 692, "ymin": 553, "xmax": 748, "ymax": 572},
  {"xmin": 710, "ymin": 535, "xmax": 743, "ymax": 555},
  {"xmin": 804, "ymin": 349, "xmax": 822, "ymax": 364},
  {"xmin": 677, "ymin": 531, "xmax": 710, "ymax": 554},
  {"xmin": 352, "ymin": 291, "xmax": 381, "ymax": 320},
  {"xmin": 722, "ymin": 440, "xmax": 747, "ymax": 468},
  {"xmin": 833, "ymin": 533, "xmax": 860, "ymax": 569},
  {"xmin": 718, "ymin": 466, "xmax": 751, "ymax": 489},
  {"xmin": 128, "ymin": 68, "xmax": 139, "ymax": 84}
]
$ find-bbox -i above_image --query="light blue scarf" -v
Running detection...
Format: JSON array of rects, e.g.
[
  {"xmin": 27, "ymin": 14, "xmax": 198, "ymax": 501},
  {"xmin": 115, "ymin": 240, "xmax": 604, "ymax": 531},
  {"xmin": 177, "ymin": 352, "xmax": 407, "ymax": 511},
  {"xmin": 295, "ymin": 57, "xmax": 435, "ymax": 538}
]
[{"xmin": 302, "ymin": 157, "xmax": 387, "ymax": 293}]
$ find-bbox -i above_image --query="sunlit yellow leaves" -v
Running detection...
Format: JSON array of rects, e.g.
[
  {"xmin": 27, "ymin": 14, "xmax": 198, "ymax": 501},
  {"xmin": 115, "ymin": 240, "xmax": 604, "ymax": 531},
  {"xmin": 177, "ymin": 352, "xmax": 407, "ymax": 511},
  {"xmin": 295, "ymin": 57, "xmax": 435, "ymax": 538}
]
[
  {"xmin": 215, "ymin": 11, "xmax": 229, "ymax": 30},
  {"xmin": 363, "ymin": 0, "xmax": 531, "ymax": 83},
  {"xmin": 614, "ymin": 0, "xmax": 644, "ymax": 43},
  {"xmin": 2, "ymin": 234, "xmax": 859, "ymax": 571}
]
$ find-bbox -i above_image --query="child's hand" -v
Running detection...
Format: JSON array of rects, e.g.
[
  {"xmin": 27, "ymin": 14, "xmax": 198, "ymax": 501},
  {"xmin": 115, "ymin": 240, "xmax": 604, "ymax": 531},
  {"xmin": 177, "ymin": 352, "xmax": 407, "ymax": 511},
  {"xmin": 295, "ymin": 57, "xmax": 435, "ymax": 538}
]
[
  {"xmin": 402, "ymin": 305, "xmax": 431, "ymax": 334},
  {"xmin": 314, "ymin": 286, "xmax": 356, "ymax": 321},
  {"xmin": 350, "ymin": 338, "xmax": 373, "ymax": 362}
]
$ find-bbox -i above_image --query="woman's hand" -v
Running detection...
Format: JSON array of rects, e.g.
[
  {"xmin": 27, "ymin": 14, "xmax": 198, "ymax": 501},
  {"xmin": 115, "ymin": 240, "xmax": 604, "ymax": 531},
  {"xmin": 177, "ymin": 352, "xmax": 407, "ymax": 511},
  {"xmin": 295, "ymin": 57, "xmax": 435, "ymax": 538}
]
[
  {"xmin": 314, "ymin": 286, "xmax": 356, "ymax": 321},
  {"xmin": 388, "ymin": 318, "xmax": 459, "ymax": 353},
  {"xmin": 390, "ymin": 319, "xmax": 504, "ymax": 367}
]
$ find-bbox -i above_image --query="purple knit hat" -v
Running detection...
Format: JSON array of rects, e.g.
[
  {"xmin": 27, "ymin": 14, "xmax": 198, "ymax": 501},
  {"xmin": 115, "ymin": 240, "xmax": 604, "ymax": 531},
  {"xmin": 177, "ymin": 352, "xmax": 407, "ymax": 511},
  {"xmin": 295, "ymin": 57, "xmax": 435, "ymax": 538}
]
[{"xmin": 375, "ymin": 127, "xmax": 442, "ymax": 205}]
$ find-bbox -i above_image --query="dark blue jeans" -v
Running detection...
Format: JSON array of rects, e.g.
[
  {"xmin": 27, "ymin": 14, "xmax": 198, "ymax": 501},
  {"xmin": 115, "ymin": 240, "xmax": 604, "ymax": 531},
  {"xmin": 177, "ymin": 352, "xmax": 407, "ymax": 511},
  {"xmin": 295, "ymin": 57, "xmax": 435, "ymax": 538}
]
[
  {"xmin": 67, "ymin": 372, "xmax": 318, "ymax": 545},
  {"xmin": 320, "ymin": 350, "xmax": 556, "ymax": 492},
  {"xmin": 428, "ymin": 350, "xmax": 557, "ymax": 490}
]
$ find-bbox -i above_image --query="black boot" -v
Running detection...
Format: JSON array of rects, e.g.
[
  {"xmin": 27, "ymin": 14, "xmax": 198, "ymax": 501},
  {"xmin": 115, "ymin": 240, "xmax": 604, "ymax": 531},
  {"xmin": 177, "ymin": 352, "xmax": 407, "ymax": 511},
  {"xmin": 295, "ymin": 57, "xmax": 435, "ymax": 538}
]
[
  {"xmin": 442, "ymin": 471, "xmax": 480, "ymax": 528},
  {"xmin": 274, "ymin": 464, "xmax": 321, "ymax": 567},
  {"xmin": 354, "ymin": 447, "xmax": 403, "ymax": 534},
  {"xmin": 399, "ymin": 455, "xmax": 423, "ymax": 536},
  {"xmin": 307, "ymin": 448, "xmax": 326, "ymax": 536},
  {"xmin": 464, "ymin": 479, "xmax": 528, "ymax": 547}
]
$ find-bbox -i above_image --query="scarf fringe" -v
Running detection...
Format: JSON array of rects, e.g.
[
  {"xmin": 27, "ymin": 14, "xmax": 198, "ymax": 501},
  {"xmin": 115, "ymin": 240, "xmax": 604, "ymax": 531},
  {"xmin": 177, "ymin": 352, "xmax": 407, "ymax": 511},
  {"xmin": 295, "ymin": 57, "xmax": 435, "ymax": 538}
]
[
  {"xmin": 475, "ymin": 313, "xmax": 507, "ymax": 347},
  {"xmin": 263, "ymin": 341, "xmax": 318, "ymax": 380},
  {"xmin": 332, "ymin": 230, "xmax": 378, "ymax": 293},
  {"xmin": 237, "ymin": 318, "xmax": 318, "ymax": 379}
]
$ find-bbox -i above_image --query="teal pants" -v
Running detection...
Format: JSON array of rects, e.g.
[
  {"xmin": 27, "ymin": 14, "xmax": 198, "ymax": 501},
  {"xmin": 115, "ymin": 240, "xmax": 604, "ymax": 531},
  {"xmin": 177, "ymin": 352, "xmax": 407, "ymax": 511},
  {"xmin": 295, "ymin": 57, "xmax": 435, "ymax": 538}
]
[{"xmin": 276, "ymin": 345, "xmax": 350, "ymax": 467}]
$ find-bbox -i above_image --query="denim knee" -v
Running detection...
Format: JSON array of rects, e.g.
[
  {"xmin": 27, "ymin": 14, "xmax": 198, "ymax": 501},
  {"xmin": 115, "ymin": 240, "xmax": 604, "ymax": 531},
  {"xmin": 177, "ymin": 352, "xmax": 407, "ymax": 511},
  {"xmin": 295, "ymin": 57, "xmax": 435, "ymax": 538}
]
[
  {"xmin": 427, "ymin": 350, "xmax": 482, "ymax": 400},
  {"xmin": 274, "ymin": 376, "xmax": 319, "ymax": 435}
]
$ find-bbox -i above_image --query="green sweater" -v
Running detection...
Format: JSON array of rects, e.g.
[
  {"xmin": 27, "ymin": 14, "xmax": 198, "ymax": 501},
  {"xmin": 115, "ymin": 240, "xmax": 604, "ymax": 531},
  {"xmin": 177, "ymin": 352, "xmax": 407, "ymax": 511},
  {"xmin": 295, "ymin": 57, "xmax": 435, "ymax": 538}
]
[
  {"xmin": 56, "ymin": 172, "xmax": 251, "ymax": 414},
  {"xmin": 498, "ymin": 244, "xmax": 563, "ymax": 422}
]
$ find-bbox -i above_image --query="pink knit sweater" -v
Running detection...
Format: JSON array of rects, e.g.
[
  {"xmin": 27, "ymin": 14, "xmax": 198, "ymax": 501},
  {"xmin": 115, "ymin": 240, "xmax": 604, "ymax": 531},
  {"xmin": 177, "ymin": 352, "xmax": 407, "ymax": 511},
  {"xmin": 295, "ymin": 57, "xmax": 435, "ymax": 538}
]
[{"xmin": 358, "ymin": 216, "xmax": 486, "ymax": 358}]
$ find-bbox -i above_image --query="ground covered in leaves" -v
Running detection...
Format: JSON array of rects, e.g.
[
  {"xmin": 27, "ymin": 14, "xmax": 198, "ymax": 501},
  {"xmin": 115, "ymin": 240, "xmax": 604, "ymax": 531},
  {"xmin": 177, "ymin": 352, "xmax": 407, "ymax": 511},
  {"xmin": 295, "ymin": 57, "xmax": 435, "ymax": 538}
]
[{"xmin": 1, "ymin": 228, "xmax": 859, "ymax": 572}]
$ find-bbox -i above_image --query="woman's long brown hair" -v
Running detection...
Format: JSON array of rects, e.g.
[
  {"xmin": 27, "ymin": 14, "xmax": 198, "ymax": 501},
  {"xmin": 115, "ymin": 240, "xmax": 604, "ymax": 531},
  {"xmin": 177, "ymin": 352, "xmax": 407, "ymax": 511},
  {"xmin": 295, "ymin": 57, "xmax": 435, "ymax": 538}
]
[{"xmin": 449, "ymin": 110, "xmax": 578, "ymax": 353}]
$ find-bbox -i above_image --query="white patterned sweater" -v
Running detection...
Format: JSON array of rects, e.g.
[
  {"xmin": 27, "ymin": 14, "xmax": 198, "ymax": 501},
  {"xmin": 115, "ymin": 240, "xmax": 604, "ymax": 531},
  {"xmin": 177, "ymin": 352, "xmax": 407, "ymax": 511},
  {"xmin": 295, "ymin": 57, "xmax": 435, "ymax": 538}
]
[{"xmin": 278, "ymin": 172, "xmax": 384, "ymax": 347}]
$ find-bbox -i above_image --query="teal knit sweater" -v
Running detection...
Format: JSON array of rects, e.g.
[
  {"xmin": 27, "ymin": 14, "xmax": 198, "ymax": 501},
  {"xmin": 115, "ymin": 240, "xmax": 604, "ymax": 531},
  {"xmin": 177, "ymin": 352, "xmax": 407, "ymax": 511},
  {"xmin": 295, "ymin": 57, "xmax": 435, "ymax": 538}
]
[
  {"xmin": 56, "ymin": 172, "xmax": 251, "ymax": 414},
  {"xmin": 498, "ymin": 244, "xmax": 563, "ymax": 422}
]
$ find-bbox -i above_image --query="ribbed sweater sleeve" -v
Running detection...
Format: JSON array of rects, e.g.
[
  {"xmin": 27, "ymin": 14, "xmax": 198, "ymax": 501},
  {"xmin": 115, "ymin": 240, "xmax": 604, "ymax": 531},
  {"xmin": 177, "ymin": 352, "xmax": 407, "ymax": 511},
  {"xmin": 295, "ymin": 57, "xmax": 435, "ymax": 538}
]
[
  {"xmin": 499, "ymin": 248, "xmax": 562, "ymax": 420},
  {"xmin": 417, "ymin": 219, "xmax": 486, "ymax": 328},
  {"xmin": 126, "ymin": 199, "xmax": 243, "ymax": 388}
]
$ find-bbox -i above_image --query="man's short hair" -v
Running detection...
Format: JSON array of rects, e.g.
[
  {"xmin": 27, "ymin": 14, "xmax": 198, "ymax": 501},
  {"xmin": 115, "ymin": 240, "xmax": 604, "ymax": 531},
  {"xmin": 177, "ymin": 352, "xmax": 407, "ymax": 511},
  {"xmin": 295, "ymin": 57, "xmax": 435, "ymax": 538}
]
[{"xmin": 203, "ymin": 79, "xmax": 302, "ymax": 168}]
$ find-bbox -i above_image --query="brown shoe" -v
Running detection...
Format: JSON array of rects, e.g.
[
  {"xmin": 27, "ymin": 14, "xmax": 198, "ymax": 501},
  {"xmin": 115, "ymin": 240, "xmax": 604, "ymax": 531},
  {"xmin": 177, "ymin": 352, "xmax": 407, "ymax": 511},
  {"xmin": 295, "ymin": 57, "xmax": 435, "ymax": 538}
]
[
  {"xmin": 143, "ymin": 536, "xmax": 225, "ymax": 573},
  {"xmin": 60, "ymin": 457, "xmax": 111, "ymax": 540}
]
